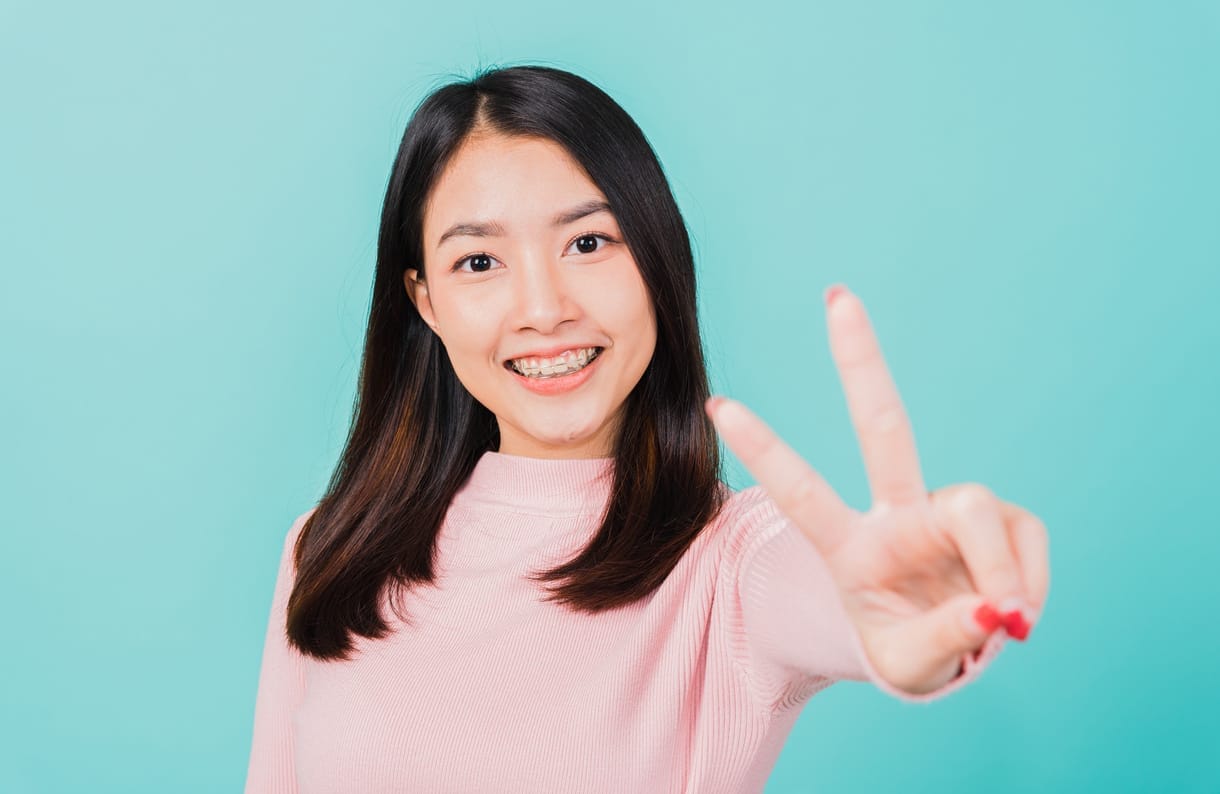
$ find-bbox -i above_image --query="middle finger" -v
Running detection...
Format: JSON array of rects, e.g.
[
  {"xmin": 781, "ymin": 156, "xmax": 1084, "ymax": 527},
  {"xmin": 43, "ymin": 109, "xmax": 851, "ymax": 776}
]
[{"xmin": 826, "ymin": 285, "xmax": 927, "ymax": 506}]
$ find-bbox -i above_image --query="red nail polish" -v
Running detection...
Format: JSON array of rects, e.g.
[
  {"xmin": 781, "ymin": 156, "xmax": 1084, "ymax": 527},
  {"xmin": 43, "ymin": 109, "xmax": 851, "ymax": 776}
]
[
  {"xmin": 973, "ymin": 603, "xmax": 1002, "ymax": 633},
  {"xmin": 1002, "ymin": 610, "xmax": 1031, "ymax": 641},
  {"xmin": 824, "ymin": 284, "xmax": 846, "ymax": 306}
]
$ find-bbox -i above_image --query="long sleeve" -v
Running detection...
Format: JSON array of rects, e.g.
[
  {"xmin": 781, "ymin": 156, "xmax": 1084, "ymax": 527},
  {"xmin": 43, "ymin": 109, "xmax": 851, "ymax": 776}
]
[
  {"xmin": 236, "ymin": 455, "xmax": 1017, "ymax": 792},
  {"xmin": 244, "ymin": 509, "xmax": 314, "ymax": 794},
  {"xmin": 724, "ymin": 487, "xmax": 1007, "ymax": 711}
]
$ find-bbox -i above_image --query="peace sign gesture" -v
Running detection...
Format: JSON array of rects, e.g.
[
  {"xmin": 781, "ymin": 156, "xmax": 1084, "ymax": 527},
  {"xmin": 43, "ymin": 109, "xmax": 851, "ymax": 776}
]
[{"xmin": 706, "ymin": 285, "xmax": 1050, "ymax": 696}]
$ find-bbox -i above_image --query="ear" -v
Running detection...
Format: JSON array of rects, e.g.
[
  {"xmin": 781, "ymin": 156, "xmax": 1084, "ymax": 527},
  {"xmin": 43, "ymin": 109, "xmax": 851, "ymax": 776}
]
[{"xmin": 403, "ymin": 268, "xmax": 439, "ymax": 334}]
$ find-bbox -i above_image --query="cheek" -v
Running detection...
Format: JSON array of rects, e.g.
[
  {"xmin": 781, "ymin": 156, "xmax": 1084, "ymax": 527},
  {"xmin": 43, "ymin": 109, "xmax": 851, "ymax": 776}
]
[
  {"xmin": 433, "ymin": 292, "xmax": 500, "ymax": 366},
  {"xmin": 611, "ymin": 269, "xmax": 657, "ymax": 350},
  {"xmin": 589, "ymin": 262, "xmax": 653, "ymax": 327},
  {"xmin": 434, "ymin": 287, "xmax": 482, "ymax": 327}
]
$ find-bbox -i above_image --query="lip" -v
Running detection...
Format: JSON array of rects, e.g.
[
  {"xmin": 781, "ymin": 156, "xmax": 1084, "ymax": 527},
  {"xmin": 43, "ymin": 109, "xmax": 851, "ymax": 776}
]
[
  {"xmin": 506, "ymin": 347, "xmax": 604, "ymax": 396},
  {"xmin": 502, "ymin": 344, "xmax": 603, "ymax": 363}
]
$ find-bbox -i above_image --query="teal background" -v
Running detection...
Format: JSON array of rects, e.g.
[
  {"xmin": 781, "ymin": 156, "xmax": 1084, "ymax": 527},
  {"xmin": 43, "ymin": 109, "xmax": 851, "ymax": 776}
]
[{"xmin": 2, "ymin": 0, "xmax": 1217, "ymax": 791}]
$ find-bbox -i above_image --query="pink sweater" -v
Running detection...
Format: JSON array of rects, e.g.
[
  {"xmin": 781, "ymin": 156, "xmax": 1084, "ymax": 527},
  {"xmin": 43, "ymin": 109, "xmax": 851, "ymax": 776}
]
[{"xmin": 244, "ymin": 451, "xmax": 1006, "ymax": 793}]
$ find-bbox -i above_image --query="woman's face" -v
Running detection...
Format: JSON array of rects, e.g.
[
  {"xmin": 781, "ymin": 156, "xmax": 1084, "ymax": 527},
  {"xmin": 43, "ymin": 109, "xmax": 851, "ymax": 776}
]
[{"xmin": 405, "ymin": 132, "xmax": 657, "ymax": 459}]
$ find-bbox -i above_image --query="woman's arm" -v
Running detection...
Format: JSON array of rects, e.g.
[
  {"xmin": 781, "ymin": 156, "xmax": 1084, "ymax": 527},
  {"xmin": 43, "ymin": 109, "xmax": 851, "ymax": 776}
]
[
  {"xmin": 244, "ymin": 510, "xmax": 313, "ymax": 794},
  {"xmin": 710, "ymin": 285, "xmax": 1046, "ymax": 709},
  {"xmin": 725, "ymin": 491, "xmax": 1008, "ymax": 712}
]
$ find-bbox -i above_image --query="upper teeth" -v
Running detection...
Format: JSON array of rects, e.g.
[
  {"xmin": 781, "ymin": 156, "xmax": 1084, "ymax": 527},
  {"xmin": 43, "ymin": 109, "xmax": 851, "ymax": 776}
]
[{"xmin": 510, "ymin": 347, "xmax": 600, "ymax": 377}]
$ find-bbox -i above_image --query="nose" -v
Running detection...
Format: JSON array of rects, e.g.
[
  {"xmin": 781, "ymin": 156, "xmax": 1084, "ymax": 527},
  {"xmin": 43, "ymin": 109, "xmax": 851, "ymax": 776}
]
[{"xmin": 511, "ymin": 258, "xmax": 578, "ymax": 335}]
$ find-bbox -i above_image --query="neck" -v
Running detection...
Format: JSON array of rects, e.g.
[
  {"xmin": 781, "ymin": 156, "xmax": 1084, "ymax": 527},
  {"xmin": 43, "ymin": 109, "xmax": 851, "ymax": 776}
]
[{"xmin": 453, "ymin": 449, "xmax": 615, "ymax": 515}]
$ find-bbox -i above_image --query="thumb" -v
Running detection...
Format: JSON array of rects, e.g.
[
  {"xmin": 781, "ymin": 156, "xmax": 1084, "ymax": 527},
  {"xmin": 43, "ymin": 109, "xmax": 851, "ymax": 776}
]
[{"xmin": 879, "ymin": 594, "xmax": 1009, "ymax": 693}]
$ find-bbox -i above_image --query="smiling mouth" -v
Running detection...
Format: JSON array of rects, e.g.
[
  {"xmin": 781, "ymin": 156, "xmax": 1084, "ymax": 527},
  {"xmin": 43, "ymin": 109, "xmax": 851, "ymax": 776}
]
[{"xmin": 504, "ymin": 347, "xmax": 604, "ymax": 379}]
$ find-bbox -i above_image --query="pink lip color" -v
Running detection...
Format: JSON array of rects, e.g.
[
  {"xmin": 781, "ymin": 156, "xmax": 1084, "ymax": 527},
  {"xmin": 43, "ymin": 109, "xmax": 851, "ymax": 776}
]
[{"xmin": 507, "ymin": 350, "xmax": 603, "ymax": 395}]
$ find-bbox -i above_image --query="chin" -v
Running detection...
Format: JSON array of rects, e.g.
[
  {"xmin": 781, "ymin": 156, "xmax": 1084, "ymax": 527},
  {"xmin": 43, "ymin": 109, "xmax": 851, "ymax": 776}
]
[
  {"xmin": 519, "ymin": 417, "xmax": 610, "ymax": 451},
  {"xmin": 535, "ymin": 427, "xmax": 600, "ymax": 448}
]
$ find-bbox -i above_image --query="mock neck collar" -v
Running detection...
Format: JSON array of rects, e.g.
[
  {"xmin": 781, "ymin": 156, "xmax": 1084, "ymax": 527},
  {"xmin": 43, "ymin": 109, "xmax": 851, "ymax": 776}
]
[{"xmin": 452, "ymin": 450, "xmax": 615, "ymax": 515}]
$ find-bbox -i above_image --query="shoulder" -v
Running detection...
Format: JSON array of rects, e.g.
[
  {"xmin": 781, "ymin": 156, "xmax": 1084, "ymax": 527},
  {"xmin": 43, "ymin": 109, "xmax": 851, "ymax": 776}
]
[
  {"xmin": 711, "ymin": 483, "xmax": 786, "ymax": 532},
  {"xmin": 706, "ymin": 483, "xmax": 792, "ymax": 562},
  {"xmin": 287, "ymin": 506, "xmax": 318, "ymax": 540},
  {"xmin": 279, "ymin": 506, "xmax": 320, "ymax": 570}
]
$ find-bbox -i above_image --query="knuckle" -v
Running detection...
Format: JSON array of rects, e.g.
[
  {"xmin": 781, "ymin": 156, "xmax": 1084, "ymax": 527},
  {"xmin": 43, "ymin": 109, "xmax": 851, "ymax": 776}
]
[
  {"xmin": 984, "ymin": 562, "xmax": 1022, "ymax": 593},
  {"xmin": 948, "ymin": 483, "xmax": 995, "ymax": 516},
  {"xmin": 869, "ymin": 404, "xmax": 906, "ymax": 435},
  {"xmin": 1012, "ymin": 506, "xmax": 1050, "ymax": 554},
  {"xmin": 1028, "ymin": 514, "xmax": 1050, "ymax": 546},
  {"xmin": 954, "ymin": 610, "xmax": 978, "ymax": 645},
  {"xmin": 756, "ymin": 434, "xmax": 781, "ymax": 458},
  {"xmin": 838, "ymin": 342, "xmax": 874, "ymax": 370},
  {"xmin": 787, "ymin": 475, "xmax": 821, "ymax": 510},
  {"xmin": 881, "ymin": 481, "xmax": 926, "ymax": 506}
]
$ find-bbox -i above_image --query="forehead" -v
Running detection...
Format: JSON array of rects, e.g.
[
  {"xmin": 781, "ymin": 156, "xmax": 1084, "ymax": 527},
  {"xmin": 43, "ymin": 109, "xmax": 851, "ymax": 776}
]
[{"xmin": 422, "ymin": 134, "xmax": 606, "ymax": 240}]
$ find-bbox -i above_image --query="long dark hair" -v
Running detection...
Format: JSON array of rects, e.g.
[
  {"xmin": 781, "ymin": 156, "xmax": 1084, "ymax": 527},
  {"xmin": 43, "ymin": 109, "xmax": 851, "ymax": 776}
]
[{"xmin": 286, "ymin": 63, "xmax": 726, "ymax": 661}]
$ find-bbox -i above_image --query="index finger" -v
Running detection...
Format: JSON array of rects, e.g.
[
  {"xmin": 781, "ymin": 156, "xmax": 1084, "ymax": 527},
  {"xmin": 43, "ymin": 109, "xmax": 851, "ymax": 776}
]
[
  {"xmin": 706, "ymin": 396, "xmax": 856, "ymax": 556},
  {"xmin": 825, "ymin": 285, "xmax": 927, "ymax": 507}
]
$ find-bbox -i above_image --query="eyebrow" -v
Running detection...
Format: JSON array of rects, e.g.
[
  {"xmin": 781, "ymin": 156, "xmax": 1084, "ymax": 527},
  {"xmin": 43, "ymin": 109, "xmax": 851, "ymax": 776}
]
[{"xmin": 435, "ymin": 199, "xmax": 614, "ymax": 249}]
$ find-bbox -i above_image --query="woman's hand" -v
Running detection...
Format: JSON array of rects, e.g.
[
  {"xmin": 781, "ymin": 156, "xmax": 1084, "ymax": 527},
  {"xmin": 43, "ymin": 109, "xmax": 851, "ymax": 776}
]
[{"xmin": 706, "ymin": 284, "xmax": 1050, "ymax": 696}]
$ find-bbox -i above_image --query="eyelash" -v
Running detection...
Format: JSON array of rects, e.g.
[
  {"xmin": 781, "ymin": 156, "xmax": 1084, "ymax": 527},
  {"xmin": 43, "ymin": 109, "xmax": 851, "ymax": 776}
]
[{"xmin": 450, "ymin": 232, "xmax": 617, "ymax": 273}]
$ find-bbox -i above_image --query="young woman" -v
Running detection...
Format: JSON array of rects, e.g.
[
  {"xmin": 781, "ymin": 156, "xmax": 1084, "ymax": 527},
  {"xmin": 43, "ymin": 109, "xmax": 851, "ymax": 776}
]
[{"xmin": 244, "ymin": 64, "xmax": 1049, "ymax": 793}]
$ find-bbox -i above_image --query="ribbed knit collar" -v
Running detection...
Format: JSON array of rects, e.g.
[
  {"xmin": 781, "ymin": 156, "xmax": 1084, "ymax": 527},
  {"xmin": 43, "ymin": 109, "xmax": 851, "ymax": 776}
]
[{"xmin": 452, "ymin": 450, "xmax": 615, "ymax": 516}]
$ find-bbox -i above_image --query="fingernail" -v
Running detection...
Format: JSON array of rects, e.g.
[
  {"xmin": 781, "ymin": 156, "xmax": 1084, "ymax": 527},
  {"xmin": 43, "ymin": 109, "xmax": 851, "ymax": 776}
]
[
  {"xmin": 996, "ymin": 596, "xmax": 1033, "ymax": 641},
  {"xmin": 824, "ymin": 284, "xmax": 847, "ymax": 306},
  {"xmin": 972, "ymin": 603, "xmax": 1003, "ymax": 634},
  {"xmin": 1002, "ymin": 610, "xmax": 1032, "ymax": 641}
]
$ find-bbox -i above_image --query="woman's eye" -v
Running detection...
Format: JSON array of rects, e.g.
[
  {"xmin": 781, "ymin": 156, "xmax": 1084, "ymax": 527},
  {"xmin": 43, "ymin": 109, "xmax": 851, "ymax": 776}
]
[
  {"xmin": 452, "ymin": 234, "xmax": 614, "ymax": 273},
  {"xmin": 452, "ymin": 253, "xmax": 502, "ymax": 273},
  {"xmin": 567, "ymin": 233, "xmax": 614, "ymax": 255}
]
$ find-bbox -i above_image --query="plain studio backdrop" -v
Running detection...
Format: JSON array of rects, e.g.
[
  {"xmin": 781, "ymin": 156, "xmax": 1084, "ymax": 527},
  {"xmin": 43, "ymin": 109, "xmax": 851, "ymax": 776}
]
[{"xmin": 1, "ymin": 1, "xmax": 1217, "ymax": 792}]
